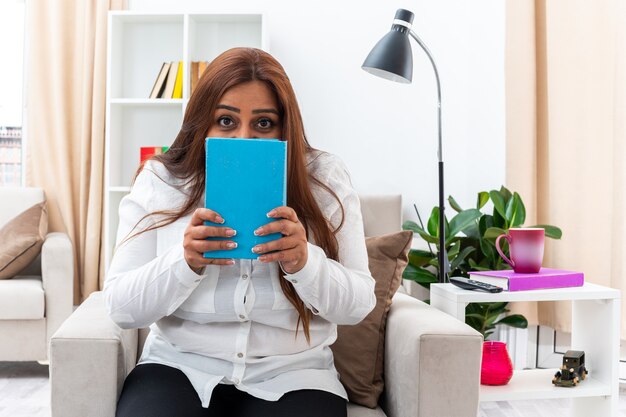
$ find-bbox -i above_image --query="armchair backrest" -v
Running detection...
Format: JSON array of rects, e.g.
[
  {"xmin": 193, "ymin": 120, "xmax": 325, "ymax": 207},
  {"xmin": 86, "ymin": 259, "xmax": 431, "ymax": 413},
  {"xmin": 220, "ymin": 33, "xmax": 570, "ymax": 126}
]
[
  {"xmin": 359, "ymin": 194, "xmax": 402, "ymax": 236},
  {"xmin": 0, "ymin": 187, "xmax": 44, "ymax": 228}
]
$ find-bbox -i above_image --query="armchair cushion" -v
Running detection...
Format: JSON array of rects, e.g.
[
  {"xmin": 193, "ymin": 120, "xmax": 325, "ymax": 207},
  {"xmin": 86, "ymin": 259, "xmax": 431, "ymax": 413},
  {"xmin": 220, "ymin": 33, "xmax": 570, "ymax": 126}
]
[
  {"xmin": 331, "ymin": 230, "xmax": 413, "ymax": 408},
  {"xmin": 0, "ymin": 275, "xmax": 44, "ymax": 319},
  {"xmin": 0, "ymin": 201, "xmax": 48, "ymax": 279}
]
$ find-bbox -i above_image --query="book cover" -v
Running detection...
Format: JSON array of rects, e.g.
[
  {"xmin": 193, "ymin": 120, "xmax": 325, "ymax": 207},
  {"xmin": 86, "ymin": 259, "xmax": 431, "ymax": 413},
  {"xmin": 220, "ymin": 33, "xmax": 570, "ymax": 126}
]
[
  {"xmin": 468, "ymin": 268, "xmax": 584, "ymax": 291},
  {"xmin": 172, "ymin": 61, "xmax": 183, "ymax": 99},
  {"xmin": 190, "ymin": 61, "xmax": 200, "ymax": 95},
  {"xmin": 198, "ymin": 61, "xmax": 209, "ymax": 79},
  {"xmin": 203, "ymin": 137, "xmax": 287, "ymax": 259},
  {"xmin": 161, "ymin": 61, "xmax": 178, "ymax": 98},
  {"xmin": 149, "ymin": 62, "xmax": 170, "ymax": 99}
]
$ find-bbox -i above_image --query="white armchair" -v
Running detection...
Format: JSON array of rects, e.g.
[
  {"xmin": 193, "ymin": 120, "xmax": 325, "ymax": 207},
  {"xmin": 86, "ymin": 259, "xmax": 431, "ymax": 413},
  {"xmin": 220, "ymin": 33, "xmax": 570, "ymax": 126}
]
[
  {"xmin": 50, "ymin": 194, "xmax": 482, "ymax": 417},
  {"xmin": 0, "ymin": 187, "xmax": 73, "ymax": 362}
]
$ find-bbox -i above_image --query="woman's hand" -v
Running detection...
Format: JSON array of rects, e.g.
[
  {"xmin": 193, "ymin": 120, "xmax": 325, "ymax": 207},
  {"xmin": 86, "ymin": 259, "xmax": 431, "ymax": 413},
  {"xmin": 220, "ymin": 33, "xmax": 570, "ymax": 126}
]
[
  {"xmin": 184, "ymin": 208, "xmax": 237, "ymax": 273},
  {"xmin": 253, "ymin": 206, "xmax": 308, "ymax": 274}
]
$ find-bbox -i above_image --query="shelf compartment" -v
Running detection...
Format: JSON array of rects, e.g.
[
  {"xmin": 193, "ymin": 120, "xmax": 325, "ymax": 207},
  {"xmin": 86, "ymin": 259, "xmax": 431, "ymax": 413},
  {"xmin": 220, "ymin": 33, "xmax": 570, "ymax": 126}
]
[
  {"xmin": 107, "ymin": 103, "xmax": 182, "ymax": 188},
  {"xmin": 109, "ymin": 14, "xmax": 184, "ymax": 99},
  {"xmin": 480, "ymin": 369, "xmax": 611, "ymax": 402}
]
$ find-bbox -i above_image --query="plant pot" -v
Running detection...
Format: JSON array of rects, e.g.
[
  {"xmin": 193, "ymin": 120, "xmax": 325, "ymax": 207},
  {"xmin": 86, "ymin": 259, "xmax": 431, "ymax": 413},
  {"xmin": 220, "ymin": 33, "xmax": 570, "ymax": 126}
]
[{"xmin": 481, "ymin": 341, "xmax": 514, "ymax": 385}]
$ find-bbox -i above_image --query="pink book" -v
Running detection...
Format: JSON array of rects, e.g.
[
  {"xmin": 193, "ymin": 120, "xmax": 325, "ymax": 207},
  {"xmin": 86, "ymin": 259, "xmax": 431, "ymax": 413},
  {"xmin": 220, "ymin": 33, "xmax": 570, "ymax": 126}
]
[{"xmin": 468, "ymin": 268, "xmax": 584, "ymax": 291}]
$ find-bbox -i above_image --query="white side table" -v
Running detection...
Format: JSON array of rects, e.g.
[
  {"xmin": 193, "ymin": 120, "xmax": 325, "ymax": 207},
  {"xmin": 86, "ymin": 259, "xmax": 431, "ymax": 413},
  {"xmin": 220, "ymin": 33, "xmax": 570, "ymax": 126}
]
[{"xmin": 430, "ymin": 282, "xmax": 620, "ymax": 417}]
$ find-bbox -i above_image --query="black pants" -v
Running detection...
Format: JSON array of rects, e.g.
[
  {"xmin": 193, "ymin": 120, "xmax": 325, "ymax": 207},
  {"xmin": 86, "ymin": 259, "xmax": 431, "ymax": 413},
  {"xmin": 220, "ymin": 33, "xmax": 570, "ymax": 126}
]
[{"xmin": 116, "ymin": 363, "xmax": 347, "ymax": 417}]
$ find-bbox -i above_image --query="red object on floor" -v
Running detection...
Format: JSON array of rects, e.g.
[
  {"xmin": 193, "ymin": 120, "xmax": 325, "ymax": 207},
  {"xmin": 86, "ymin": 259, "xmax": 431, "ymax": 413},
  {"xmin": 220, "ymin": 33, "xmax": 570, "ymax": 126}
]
[{"xmin": 481, "ymin": 341, "xmax": 514, "ymax": 385}]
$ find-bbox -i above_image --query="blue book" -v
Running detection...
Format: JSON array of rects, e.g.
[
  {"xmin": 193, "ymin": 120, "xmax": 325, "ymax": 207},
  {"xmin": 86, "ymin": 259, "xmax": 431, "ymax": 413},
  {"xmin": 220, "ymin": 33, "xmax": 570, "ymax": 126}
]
[{"xmin": 203, "ymin": 137, "xmax": 287, "ymax": 259}]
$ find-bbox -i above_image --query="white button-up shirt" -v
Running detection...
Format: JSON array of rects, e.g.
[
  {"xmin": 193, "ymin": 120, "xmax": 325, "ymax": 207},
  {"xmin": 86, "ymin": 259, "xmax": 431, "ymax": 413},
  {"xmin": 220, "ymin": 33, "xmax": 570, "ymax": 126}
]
[{"xmin": 104, "ymin": 150, "xmax": 376, "ymax": 407}]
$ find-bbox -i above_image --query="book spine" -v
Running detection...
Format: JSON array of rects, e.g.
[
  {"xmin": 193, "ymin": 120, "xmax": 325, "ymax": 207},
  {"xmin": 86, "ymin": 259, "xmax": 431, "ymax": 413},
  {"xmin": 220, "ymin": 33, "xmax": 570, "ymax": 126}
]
[
  {"xmin": 282, "ymin": 141, "xmax": 287, "ymax": 205},
  {"xmin": 190, "ymin": 61, "xmax": 199, "ymax": 96},
  {"xmin": 172, "ymin": 61, "xmax": 183, "ymax": 99},
  {"xmin": 509, "ymin": 273, "xmax": 585, "ymax": 291}
]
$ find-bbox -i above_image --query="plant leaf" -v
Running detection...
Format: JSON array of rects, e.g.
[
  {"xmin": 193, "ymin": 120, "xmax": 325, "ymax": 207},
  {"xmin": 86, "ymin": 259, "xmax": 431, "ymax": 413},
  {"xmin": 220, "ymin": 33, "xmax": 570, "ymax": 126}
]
[
  {"xmin": 449, "ymin": 195, "xmax": 463, "ymax": 213},
  {"xmin": 477, "ymin": 191, "xmax": 490, "ymax": 209},
  {"xmin": 494, "ymin": 314, "xmax": 529, "ymax": 329},
  {"xmin": 531, "ymin": 224, "xmax": 563, "ymax": 239},
  {"xmin": 427, "ymin": 207, "xmax": 439, "ymax": 237},
  {"xmin": 484, "ymin": 227, "xmax": 507, "ymax": 240},
  {"xmin": 493, "ymin": 207, "xmax": 507, "ymax": 229},
  {"xmin": 511, "ymin": 192, "xmax": 526, "ymax": 226},
  {"xmin": 402, "ymin": 220, "xmax": 421, "ymax": 233},
  {"xmin": 465, "ymin": 313, "xmax": 487, "ymax": 320},
  {"xmin": 504, "ymin": 192, "xmax": 526, "ymax": 227},
  {"xmin": 402, "ymin": 267, "xmax": 438, "ymax": 289},
  {"xmin": 408, "ymin": 249, "xmax": 434, "ymax": 267},
  {"xmin": 404, "ymin": 221, "xmax": 439, "ymax": 244},
  {"xmin": 479, "ymin": 238, "xmax": 496, "ymax": 264},
  {"xmin": 489, "ymin": 190, "xmax": 507, "ymax": 220},
  {"xmin": 479, "ymin": 215, "xmax": 494, "ymax": 237},
  {"xmin": 499, "ymin": 185, "xmax": 513, "ymax": 204},
  {"xmin": 505, "ymin": 193, "xmax": 517, "ymax": 223},
  {"xmin": 448, "ymin": 241, "xmax": 460, "ymax": 258},
  {"xmin": 450, "ymin": 246, "xmax": 475, "ymax": 271},
  {"xmin": 486, "ymin": 302, "xmax": 508, "ymax": 313},
  {"xmin": 417, "ymin": 230, "xmax": 439, "ymax": 244},
  {"xmin": 463, "ymin": 222, "xmax": 481, "ymax": 240},
  {"xmin": 448, "ymin": 209, "xmax": 483, "ymax": 238}
]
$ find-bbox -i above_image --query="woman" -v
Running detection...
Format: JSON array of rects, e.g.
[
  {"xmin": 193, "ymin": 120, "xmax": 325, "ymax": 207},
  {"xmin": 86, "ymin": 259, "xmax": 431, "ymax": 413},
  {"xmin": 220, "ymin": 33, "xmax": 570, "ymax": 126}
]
[{"xmin": 104, "ymin": 47, "xmax": 376, "ymax": 417}]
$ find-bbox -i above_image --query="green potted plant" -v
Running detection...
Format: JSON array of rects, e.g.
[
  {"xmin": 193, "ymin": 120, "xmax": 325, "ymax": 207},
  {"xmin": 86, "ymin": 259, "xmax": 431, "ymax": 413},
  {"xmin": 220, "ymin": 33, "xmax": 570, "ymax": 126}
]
[{"xmin": 402, "ymin": 186, "xmax": 562, "ymax": 339}]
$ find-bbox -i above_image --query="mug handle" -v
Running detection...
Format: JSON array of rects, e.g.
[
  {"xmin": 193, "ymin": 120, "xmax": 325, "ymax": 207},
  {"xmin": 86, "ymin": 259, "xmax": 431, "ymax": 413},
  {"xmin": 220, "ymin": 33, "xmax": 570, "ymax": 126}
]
[{"xmin": 495, "ymin": 234, "xmax": 515, "ymax": 269}]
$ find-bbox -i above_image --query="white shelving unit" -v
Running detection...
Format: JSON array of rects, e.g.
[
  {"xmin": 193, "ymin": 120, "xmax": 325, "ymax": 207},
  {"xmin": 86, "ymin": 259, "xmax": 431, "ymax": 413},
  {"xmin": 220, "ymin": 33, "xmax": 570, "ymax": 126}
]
[
  {"xmin": 430, "ymin": 282, "xmax": 621, "ymax": 416},
  {"xmin": 104, "ymin": 11, "xmax": 268, "ymax": 269}
]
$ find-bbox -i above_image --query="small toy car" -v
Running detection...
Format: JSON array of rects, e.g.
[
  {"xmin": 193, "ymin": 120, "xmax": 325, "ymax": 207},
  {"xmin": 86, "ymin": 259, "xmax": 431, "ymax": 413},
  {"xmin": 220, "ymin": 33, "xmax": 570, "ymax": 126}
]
[{"xmin": 552, "ymin": 350, "xmax": 588, "ymax": 387}]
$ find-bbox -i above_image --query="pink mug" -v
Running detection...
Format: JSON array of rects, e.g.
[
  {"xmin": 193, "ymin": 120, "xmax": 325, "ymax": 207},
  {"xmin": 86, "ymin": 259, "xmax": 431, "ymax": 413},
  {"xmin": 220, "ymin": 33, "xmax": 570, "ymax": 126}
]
[{"xmin": 495, "ymin": 228, "xmax": 545, "ymax": 273}]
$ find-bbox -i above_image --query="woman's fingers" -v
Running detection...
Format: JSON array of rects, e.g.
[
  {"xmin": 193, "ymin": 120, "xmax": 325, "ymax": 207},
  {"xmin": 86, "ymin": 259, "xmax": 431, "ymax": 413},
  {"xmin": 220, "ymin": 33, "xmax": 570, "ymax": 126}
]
[
  {"xmin": 185, "ymin": 207, "xmax": 237, "ymax": 271},
  {"xmin": 252, "ymin": 236, "xmax": 297, "ymax": 255},
  {"xmin": 255, "ymin": 219, "xmax": 300, "ymax": 237},
  {"xmin": 257, "ymin": 246, "xmax": 301, "ymax": 264},
  {"xmin": 190, "ymin": 207, "xmax": 225, "ymax": 226},
  {"xmin": 186, "ymin": 252, "xmax": 235, "ymax": 267},
  {"xmin": 189, "ymin": 238, "xmax": 237, "ymax": 253},
  {"xmin": 266, "ymin": 206, "xmax": 299, "ymax": 223},
  {"xmin": 189, "ymin": 225, "xmax": 236, "ymax": 240}
]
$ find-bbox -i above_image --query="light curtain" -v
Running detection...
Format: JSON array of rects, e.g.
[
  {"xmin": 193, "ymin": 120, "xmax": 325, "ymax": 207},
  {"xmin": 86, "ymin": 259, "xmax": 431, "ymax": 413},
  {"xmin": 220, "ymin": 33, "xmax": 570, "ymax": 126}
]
[
  {"xmin": 506, "ymin": 0, "xmax": 626, "ymax": 336},
  {"xmin": 25, "ymin": 0, "xmax": 126, "ymax": 304}
]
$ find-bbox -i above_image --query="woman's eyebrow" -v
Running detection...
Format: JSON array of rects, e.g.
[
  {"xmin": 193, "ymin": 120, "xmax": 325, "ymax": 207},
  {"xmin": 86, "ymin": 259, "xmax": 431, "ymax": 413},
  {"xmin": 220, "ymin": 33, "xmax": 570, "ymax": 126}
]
[
  {"xmin": 252, "ymin": 108, "xmax": 279, "ymax": 115},
  {"xmin": 216, "ymin": 104, "xmax": 240, "ymax": 113}
]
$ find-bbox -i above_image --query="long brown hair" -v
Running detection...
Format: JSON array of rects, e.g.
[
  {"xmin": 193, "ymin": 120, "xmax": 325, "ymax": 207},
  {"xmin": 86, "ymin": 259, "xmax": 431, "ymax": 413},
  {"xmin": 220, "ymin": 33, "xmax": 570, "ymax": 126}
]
[{"xmin": 122, "ymin": 48, "xmax": 344, "ymax": 342}]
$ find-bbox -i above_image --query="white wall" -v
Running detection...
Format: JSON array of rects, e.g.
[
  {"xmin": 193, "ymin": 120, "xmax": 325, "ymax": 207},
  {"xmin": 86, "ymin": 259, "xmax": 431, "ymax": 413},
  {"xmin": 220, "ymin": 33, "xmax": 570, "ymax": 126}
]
[{"xmin": 129, "ymin": 0, "xmax": 506, "ymax": 224}]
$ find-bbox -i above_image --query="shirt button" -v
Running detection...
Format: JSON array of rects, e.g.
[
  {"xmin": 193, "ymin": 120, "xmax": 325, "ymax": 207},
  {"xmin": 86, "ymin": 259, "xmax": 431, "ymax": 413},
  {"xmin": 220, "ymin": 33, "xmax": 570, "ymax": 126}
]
[
  {"xmin": 194, "ymin": 279, "xmax": 200, "ymax": 283},
  {"xmin": 237, "ymin": 352, "xmax": 244, "ymax": 358},
  {"xmin": 291, "ymin": 279, "xmax": 298, "ymax": 284},
  {"xmin": 233, "ymin": 378, "xmax": 240, "ymax": 384},
  {"xmin": 239, "ymin": 314, "xmax": 246, "ymax": 320},
  {"xmin": 242, "ymin": 274, "xmax": 248, "ymax": 280}
]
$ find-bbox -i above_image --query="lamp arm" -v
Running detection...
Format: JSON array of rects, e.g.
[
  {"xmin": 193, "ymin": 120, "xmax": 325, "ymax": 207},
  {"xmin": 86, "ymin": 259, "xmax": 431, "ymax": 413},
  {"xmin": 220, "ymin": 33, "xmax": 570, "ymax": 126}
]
[
  {"xmin": 409, "ymin": 30, "xmax": 449, "ymax": 281},
  {"xmin": 409, "ymin": 30, "xmax": 442, "ymax": 163}
]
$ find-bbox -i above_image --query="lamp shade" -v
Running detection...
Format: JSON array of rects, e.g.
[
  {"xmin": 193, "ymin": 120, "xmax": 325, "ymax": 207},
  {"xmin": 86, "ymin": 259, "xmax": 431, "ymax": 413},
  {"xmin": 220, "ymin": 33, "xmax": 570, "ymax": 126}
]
[{"xmin": 361, "ymin": 9, "xmax": 415, "ymax": 84}]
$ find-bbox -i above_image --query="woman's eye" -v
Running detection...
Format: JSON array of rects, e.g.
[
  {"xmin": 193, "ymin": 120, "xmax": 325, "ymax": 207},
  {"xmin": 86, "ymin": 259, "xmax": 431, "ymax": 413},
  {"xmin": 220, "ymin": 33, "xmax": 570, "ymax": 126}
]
[
  {"xmin": 218, "ymin": 116, "xmax": 234, "ymax": 128},
  {"xmin": 257, "ymin": 118, "xmax": 274, "ymax": 129}
]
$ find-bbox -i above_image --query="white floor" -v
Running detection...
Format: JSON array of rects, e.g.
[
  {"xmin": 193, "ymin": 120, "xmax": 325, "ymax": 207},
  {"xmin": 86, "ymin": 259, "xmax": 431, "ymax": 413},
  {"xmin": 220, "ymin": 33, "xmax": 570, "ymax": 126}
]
[{"xmin": 2, "ymin": 361, "xmax": 626, "ymax": 417}]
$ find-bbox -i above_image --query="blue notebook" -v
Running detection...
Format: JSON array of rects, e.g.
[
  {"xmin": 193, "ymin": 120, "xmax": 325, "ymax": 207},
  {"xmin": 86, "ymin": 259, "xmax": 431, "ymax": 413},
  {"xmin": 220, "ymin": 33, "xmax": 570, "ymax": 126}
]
[{"xmin": 203, "ymin": 137, "xmax": 287, "ymax": 259}]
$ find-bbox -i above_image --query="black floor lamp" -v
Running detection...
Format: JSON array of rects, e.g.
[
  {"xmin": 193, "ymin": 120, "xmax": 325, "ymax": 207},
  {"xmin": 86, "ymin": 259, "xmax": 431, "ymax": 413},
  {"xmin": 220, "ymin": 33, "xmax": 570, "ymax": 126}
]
[{"xmin": 362, "ymin": 8, "xmax": 450, "ymax": 283}]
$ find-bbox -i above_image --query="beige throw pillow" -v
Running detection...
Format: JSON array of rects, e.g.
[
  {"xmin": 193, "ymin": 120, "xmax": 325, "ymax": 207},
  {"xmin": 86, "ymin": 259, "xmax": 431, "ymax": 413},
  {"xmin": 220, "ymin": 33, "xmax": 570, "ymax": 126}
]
[
  {"xmin": 0, "ymin": 202, "xmax": 48, "ymax": 279},
  {"xmin": 331, "ymin": 230, "xmax": 413, "ymax": 408}
]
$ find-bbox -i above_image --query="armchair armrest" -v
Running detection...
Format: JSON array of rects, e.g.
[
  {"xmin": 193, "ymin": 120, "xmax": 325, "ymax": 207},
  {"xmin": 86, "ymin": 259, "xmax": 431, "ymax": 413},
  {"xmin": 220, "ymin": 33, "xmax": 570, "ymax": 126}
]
[
  {"xmin": 41, "ymin": 232, "xmax": 74, "ymax": 344},
  {"xmin": 382, "ymin": 292, "xmax": 482, "ymax": 417},
  {"xmin": 50, "ymin": 291, "xmax": 138, "ymax": 417}
]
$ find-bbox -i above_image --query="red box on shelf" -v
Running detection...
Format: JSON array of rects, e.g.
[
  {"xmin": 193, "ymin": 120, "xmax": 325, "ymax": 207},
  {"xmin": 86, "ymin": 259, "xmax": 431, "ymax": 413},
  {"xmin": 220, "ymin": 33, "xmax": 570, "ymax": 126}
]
[{"xmin": 140, "ymin": 146, "xmax": 169, "ymax": 164}]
